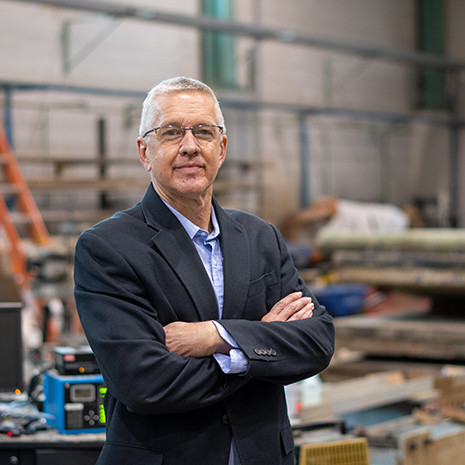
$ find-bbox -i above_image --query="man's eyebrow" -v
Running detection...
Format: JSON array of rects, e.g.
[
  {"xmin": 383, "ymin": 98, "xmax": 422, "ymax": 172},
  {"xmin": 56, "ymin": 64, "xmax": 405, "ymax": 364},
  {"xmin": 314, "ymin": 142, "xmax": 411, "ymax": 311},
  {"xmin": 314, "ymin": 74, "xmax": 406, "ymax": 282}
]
[{"xmin": 159, "ymin": 121, "xmax": 216, "ymax": 127}]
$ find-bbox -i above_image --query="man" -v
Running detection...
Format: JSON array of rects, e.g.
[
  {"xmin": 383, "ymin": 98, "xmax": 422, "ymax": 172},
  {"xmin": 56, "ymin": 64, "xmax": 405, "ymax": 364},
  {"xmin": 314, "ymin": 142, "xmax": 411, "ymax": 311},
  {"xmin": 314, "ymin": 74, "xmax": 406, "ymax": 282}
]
[{"xmin": 74, "ymin": 77, "xmax": 335, "ymax": 465}]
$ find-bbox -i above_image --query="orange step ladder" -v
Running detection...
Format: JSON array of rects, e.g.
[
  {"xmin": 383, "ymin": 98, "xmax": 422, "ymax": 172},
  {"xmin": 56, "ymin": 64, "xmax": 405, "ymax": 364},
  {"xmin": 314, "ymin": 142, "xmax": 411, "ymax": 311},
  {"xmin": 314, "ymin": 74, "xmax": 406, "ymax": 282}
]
[{"xmin": 0, "ymin": 124, "xmax": 50, "ymax": 286}]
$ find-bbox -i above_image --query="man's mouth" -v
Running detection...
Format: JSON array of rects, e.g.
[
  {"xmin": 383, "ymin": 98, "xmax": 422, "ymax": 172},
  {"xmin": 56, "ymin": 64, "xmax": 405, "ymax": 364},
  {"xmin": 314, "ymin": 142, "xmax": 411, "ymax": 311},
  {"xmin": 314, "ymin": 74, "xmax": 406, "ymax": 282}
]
[{"xmin": 175, "ymin": 164, "xmax": 203, "ymax": 173}]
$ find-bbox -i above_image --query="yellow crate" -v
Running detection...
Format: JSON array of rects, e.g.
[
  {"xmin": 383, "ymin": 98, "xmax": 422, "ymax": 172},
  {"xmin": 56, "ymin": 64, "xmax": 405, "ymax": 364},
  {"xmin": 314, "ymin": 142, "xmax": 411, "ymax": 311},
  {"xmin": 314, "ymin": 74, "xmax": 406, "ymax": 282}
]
[{"xmin": 299, "ymin": 437, "xmax": 370, "ymax": 465}]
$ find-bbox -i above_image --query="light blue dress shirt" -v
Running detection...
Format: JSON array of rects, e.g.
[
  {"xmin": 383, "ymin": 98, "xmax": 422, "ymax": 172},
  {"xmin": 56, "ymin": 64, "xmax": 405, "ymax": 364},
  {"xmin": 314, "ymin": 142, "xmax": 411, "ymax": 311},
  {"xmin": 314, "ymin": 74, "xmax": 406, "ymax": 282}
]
[
  {"xmin": 162, "ymin": 201, "xmax": 247, "ymax": 465},
  {"xmin": 161, "ymin": 201, "xmax": 249, "ymax": 374}
]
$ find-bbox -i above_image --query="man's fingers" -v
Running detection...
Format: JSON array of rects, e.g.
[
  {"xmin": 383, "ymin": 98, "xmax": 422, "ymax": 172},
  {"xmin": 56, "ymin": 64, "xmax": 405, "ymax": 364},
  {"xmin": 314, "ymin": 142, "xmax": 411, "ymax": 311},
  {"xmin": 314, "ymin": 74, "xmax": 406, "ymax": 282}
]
[
  {"xmin": 278, "ymin": 296, "xmax": 313, "ymax": 321},
  {"xmin": 262, "ymin": 293, "xmax": 314, "ymax": 322},
  {"xmin": 269, "ymin": 292, "xmax": 303, "ymax": 315},
  {"xmin": 278, "ymin": 291, "xmax": 304, "ymax": 307},
  {"xmin": 287, "ymin": 303, "xmax": 314, "ymax": 321}
]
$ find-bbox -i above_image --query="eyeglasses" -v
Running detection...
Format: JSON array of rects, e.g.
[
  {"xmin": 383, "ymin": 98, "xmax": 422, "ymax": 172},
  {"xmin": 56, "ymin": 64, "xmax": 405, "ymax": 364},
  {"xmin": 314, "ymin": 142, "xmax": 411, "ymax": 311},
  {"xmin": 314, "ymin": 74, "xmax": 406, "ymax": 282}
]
[{"xmin": 142, "ymin": 124, "xmax": 223, "ymax": 144}]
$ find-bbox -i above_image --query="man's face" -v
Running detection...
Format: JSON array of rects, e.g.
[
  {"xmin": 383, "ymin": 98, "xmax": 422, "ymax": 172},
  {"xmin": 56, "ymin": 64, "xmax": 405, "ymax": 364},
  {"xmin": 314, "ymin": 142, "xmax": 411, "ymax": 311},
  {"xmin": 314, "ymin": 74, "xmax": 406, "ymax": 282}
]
[{"xmin": 137, "ymin": 91, "xmax": 227, "ymax": 205}]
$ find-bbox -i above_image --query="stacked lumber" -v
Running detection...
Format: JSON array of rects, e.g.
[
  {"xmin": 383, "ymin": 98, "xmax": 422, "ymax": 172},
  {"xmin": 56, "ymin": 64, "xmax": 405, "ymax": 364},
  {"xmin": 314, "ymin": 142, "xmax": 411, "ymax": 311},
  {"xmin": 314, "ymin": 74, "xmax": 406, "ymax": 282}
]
[
  {"xmin": 334, "ymin": 313, "xmax": 465, "ymax": 361},
  {"xmin": 316, "ymin": 229, "xmax": 465, "ymax": 295},
  {"xmin": 294, "ymin": 366, "xmax": 465, "ymax": 465},
  {"xmin": 366, "ymin": 415, "xmax": 465, "ymax": 465},
  {"xmin": 300, "ymin": 370, "xmax": 435, "ymax": 424}
]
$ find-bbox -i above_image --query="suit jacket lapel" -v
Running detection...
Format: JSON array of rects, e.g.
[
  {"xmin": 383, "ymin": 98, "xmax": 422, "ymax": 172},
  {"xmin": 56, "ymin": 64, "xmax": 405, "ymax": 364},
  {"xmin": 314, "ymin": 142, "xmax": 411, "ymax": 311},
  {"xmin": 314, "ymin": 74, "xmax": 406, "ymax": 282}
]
[
  {"xmin": 214, "ymin": 199, "xmax": 250, "ymax": 321},
  {"xmin": 140, "ymin": 185, "xmax": 220, "ymax": 321}
]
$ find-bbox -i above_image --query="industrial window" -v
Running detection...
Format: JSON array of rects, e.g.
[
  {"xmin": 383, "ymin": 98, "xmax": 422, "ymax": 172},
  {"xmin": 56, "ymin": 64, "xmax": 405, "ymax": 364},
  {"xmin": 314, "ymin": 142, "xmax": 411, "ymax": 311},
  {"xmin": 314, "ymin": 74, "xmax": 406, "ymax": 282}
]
[{"xmin": 201, "ymin": 0, "xmax": 238, "ymax": 90}]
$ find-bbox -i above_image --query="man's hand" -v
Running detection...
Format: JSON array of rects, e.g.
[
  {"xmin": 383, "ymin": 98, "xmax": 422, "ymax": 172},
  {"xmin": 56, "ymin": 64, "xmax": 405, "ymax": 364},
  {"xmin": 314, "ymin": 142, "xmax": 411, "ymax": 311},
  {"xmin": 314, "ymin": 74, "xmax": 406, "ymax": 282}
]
[
  {"xmin": 164, "ymin": 321, "xmax": 232, "ymax": 358},
  {"xmin": 261, "ymin": 292, "xmax": 314, "ymax": 323}
]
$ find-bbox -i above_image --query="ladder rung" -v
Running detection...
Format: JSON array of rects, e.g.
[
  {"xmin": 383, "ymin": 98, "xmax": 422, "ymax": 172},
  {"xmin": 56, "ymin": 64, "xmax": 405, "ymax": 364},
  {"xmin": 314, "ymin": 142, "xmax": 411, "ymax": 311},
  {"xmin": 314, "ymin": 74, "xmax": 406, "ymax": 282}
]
[
  {"xmin": 0, "ymin": 124, "xmax": 50, "ymax": 253},
  {"xmin": 7, "ymin": 212, "xmax": 33, "ymax": 224},
  {"xmin": 0, "ymin": 184, "xmax": 21, "ymax": 195}
]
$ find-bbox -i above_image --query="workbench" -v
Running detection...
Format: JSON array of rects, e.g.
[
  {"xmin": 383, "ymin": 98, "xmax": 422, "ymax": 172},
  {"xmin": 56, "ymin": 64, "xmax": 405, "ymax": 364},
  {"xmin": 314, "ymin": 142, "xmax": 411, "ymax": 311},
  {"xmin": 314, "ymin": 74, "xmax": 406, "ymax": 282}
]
[{"xmin": 0, "ymin": 431, "xmax": 104, "ymax": 465}]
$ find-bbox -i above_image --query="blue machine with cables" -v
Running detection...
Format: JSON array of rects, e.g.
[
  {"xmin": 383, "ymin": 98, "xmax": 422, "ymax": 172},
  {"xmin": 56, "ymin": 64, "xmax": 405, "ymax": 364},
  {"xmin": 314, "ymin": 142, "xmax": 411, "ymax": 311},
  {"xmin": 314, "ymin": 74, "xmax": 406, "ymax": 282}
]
[{"xmin": 43, "ymin": 371, "xmax": 106, "ymax": 434}]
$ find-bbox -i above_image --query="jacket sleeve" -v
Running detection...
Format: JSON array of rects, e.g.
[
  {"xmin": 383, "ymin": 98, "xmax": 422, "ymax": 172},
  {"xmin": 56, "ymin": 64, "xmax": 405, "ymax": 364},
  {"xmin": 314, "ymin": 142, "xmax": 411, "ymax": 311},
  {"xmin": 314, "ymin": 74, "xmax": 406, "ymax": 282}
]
[
  {"xmin": 74, "ymin": 230, "xmax": 249, "ymax": 415},
  {"xmin": 219, "ymin": 224, "xmax": 335, "ymax": 385}
]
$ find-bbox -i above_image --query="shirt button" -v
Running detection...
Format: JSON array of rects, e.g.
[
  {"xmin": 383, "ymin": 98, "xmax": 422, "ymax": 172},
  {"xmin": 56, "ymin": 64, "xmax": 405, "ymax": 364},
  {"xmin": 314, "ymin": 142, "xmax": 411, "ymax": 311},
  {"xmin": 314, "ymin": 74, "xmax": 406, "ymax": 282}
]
[{"xmin": 222, "ymin": 414, "xmax": 230, "ymax": 425}]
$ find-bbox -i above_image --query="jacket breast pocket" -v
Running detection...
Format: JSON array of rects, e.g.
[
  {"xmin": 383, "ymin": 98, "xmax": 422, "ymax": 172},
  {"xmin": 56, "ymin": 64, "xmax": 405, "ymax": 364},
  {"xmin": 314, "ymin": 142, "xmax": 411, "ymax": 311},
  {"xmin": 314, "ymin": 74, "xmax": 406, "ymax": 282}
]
[{"xmin": 248, "ymin": 270, "xmax": 279, "ymax": 297}]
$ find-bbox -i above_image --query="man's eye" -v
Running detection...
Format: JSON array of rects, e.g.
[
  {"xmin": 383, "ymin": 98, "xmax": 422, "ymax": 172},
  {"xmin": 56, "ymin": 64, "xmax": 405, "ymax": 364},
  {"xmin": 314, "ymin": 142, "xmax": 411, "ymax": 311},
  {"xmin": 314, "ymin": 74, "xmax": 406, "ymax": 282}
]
[
  {"xmin": 160, "ymin": 128, "xmax": 182, "ymax": 138},
  {"xmin": 194, "ymin": 127, "xmax": 214, "ymax": 138}
]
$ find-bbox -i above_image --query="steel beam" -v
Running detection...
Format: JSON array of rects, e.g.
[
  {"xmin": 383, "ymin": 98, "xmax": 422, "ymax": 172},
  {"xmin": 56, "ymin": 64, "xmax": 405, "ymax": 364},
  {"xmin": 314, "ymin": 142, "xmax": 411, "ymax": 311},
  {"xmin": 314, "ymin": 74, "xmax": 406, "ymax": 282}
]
[
  {"xmin": 1, "ymin": 80, "xmax": 465, "ymax": 128},
  {"xmin": 13, "ymin": 0, "xmax": 465, "ymax": 70}
]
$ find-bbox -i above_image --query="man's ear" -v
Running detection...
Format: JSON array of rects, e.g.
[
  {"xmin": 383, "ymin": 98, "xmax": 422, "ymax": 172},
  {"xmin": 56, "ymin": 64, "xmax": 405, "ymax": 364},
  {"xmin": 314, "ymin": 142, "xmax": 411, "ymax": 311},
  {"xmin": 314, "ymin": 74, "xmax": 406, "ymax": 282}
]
[
  {"xmin": 218, "ymin": 135, "xmax": 228, "ymax": 167},
  {"xmin": 137, "ymin": 137, "xmax": 151, "ymax": 172}
]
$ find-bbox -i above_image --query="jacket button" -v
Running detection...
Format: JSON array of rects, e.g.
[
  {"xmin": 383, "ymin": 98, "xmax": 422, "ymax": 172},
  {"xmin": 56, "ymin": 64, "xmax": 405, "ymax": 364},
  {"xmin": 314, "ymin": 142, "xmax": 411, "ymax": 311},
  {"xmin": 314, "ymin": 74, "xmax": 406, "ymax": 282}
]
[{"xmin": 222, "ymin": 414, "xmax": 230, "ymax": 425}]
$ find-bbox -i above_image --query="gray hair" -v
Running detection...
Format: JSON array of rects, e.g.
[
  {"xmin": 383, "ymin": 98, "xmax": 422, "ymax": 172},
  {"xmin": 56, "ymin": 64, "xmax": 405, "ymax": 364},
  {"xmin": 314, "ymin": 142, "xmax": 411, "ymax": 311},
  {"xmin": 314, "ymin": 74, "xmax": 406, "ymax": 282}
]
[{"xmin": 139, "ymin": 77, "xmax": 226, "ymax": 137}]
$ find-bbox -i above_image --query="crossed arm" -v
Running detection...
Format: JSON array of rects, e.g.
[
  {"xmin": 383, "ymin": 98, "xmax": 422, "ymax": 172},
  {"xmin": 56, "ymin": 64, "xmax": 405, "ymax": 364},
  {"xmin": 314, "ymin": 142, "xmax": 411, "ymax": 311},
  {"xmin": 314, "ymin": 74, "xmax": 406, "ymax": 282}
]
[{"xmin": 163, "ymin": 292, "xmax": 314, "ymax": 358}]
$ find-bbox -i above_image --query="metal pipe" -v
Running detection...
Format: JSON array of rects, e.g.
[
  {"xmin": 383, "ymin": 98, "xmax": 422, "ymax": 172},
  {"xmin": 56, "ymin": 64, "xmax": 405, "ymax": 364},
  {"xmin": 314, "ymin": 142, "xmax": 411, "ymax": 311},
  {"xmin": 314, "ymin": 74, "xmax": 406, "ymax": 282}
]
[
  {"xmin": 1, "ymin": 80, "xmax": 465, "ymax": 128},
  {"xmin": 449, "ymin": 123, "xmax": 459, "ymax": 226},
  {"xmin": 14, "ymin": 0, "xmax": 465, "ymax": 70},
  {"xmin": 3, "ymin": 86, "xmax": 14, "ymax": 148},
  {"xmin": 298, "ymin": 114, "xmax": 310, "ymax": 208},
  {"xmin": 97, "ymin": 117, "xmax": 109, "ymax": 209},
  {"xmin": 446, "ymin": 70, "xmax": 462, "ymax": 226}
]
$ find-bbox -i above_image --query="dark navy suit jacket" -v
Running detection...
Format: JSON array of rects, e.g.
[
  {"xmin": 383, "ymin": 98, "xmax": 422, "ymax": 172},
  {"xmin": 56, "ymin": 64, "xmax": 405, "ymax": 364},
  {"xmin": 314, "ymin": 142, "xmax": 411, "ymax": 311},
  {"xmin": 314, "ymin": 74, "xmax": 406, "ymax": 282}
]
[{"xmin": 74, "ymin": 184, "xmax": 335, "ymax": 465}]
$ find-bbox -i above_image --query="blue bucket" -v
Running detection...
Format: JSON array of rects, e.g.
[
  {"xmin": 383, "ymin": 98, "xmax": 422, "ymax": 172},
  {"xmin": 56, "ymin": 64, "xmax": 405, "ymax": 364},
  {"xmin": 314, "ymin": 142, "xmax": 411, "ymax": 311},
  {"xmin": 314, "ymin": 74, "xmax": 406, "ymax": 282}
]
[{"xmin": 314, "ymin": 284, "xmax": 367, "ymax": 317}]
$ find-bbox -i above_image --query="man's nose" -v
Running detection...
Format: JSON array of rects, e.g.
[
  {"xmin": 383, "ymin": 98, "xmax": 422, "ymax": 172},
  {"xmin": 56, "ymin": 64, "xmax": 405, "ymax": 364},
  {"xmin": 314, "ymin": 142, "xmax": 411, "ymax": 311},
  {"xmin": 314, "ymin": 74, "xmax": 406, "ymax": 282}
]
[{"xmin": 179, "ymin": 129, "xmax": 199, "ymax": 154}]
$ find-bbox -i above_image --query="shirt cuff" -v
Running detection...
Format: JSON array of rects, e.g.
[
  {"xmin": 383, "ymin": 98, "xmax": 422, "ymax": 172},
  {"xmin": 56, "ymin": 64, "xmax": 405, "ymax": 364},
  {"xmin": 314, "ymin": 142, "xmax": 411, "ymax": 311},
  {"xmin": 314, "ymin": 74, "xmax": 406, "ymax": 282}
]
[{"xmin": 212, "ymin": 321, "xmax": 250, "ymax": 374}]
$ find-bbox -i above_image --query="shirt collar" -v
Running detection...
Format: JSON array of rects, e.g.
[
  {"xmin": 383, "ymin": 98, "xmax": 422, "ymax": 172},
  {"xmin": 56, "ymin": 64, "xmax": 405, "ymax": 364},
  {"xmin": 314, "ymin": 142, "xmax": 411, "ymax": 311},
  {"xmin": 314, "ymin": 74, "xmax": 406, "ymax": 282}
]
[{"xmin": 162, "ymin": 199, "xmax": 220, "ymax": 240}]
